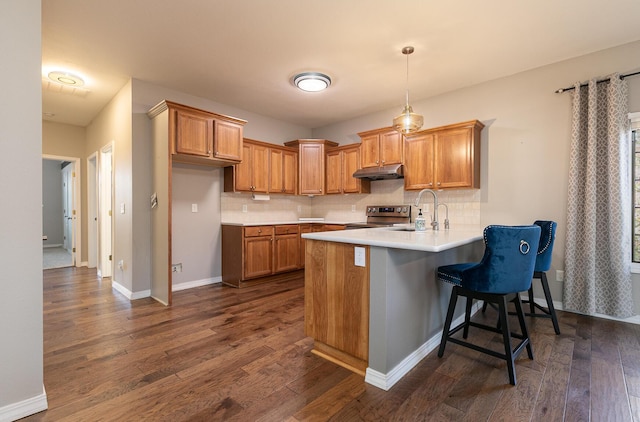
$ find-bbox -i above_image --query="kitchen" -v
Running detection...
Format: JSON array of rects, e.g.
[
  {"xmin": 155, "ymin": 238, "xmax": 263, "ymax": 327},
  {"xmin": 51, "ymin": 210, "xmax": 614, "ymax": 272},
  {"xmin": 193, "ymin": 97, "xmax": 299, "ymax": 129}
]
[{"xmin": 7, "ymin": 1, "xmax": 640, "ymax": 420}]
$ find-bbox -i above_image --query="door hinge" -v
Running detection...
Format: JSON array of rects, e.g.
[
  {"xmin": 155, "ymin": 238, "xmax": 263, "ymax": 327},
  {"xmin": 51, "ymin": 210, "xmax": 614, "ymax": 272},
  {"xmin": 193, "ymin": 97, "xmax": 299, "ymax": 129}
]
[
  {"xmin": 72, "ymin": 209, "xmax": 76, "ymax": 215},
  {"xmin": 73, "ymin": 247, "xmax": 76, "ymax": 253},
  {"xmin": 108, "ymin": 210, "xmax": 112, "ymax": 217},
  {"xmin": 109, "ymin": 255, "xmax": 112, "ymax": 261},
  {"xmin": 72, "ymin": 171, "xmax": 76, "ymax": 177}
]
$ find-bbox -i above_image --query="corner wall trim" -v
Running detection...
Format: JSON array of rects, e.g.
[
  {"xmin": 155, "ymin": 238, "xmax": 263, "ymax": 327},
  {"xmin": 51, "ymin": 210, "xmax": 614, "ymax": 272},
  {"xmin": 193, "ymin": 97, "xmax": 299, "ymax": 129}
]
[
  {"xmin": 111, "ymin": 280, "xmax": 150, "ymax": 301},
  {"xmin": 0, "ymin": 385, "xmax": 48, "ymax": 421},
  {"xmin": 172, "ymin": 276, "xmax": 221, "ymax": 292}
]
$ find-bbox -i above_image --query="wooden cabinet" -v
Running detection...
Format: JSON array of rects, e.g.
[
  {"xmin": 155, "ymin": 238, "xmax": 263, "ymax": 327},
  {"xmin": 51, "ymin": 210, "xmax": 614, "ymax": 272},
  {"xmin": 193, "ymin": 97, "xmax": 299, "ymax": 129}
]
[
  {"xmin": 311, "ymin": 224, "xmax": 346, "ymax": 232},
  {"xmin": 404, "ymin": 120, "xmax": 484, "ymax": 190},
  {"xmin": 358, "ymin": 127, "xmax": 403, "ymax": 169},
  {"xmin": 326, "ymin": 144, "xmax": 370, "ymax": 194},
  {"xmin": 163, "ymin": 100, "xmax": 246, "ymax": 166},
  {"xmin": 269, "ymin": 147, "xmax": 297, "ymax": 194},
  {"xmin": 274, "ymin": 225, "xmax": 300, "ymax": 273},
  {"xmin": 224, "ymin": 139, "xmax": 269, "ymax": 193},
  {"xmin": 225, "ymin": 140, "xmax": 297, "ymax": 195},
  {"xmin": 284, "ymin": 139, "xmax": 338, "ymax": 195},
  {"xmin": 222, "ymin": 224, "xmax": 305, "ymax": 287},
  {"xmin": 305, "ymin": 239, "xmax": 370, "ymax": 374},
  {"xmin": 243, "ymin": 226, "xmax": 274, "ymax": 279}
]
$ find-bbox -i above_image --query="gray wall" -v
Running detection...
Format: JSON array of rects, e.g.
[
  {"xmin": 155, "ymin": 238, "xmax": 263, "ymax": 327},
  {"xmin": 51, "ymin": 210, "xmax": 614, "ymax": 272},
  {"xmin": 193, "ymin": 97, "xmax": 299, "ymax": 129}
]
[
  {"xmin": 42, "ymin": 160, "xmax": 63, "ymax": 246},
  {"xmin": 0, "ymin": 0, "xmax": 46, "ymax": 417}
]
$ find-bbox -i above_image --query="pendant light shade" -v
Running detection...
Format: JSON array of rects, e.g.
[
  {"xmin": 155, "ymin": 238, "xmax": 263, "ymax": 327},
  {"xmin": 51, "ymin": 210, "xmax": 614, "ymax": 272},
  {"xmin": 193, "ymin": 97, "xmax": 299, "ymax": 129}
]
[{"xmin": 393, "ymin": 46, "xmax": 423, "ymax": 134}]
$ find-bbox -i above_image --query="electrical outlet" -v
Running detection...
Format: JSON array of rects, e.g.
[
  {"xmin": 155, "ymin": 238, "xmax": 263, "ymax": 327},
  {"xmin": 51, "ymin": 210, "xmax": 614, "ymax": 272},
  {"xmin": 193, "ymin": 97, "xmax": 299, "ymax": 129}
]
[
  {"xmin": 242, "ymin": 204, "xmax": 247, "ymax": 213},
  {"xmin": 191, "ymin": 203, "xmax": 198, "ymax": 213},
  {"xmin": 354, "ymin": 247, "xmax": 366, "ymax": 267},
  {"xmin": 172, "ymin": 263, "xmax": 182, "ymax": 273},
  {"xmin": 351, "ymin": 205, "xmax": 356, "ymax": 212},
  {"xmin": 297, "ymin": 205, "xmax": 302, "ymax": 213},
  {"xmin": 118, "ymin": 260, "xmax": 124, "ymax": 270},
  {"xmin": 556, "ymin": 270, "xmax": 564, "ymax": 282}
]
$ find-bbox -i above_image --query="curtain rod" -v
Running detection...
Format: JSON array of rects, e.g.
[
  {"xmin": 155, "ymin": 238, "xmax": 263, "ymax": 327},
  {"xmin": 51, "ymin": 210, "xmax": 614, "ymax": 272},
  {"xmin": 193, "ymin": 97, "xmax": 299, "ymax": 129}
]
[{"xmin": 555, "ymin": 71, "xmax": 640, "ymax": 93}]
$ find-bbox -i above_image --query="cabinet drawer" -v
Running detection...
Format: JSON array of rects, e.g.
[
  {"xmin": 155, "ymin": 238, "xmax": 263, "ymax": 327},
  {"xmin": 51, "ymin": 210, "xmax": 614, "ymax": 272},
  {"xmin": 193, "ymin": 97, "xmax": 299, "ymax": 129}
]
[
  {"xmin": 275, "ymin": 225, "xmax": 299, "ymax": 235},
  {"xmin": 244, "ymin": 226, "xmax": 274, "ymax": 237}
]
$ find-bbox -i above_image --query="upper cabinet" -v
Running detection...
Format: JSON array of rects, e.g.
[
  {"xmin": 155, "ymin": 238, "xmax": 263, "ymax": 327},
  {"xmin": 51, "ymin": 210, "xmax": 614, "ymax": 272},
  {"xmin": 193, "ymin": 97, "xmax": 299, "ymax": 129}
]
[
  {"xmin": 326, "ymin": 144, "xmax": 370, "ymax": 194},
  {"xmin": 152, "ymin": 100, "xmax": 246, "ymax": 167},
  {"xmin": 358, "ymin": 127, "xmax": 403, "ymax": 168},
  {"xmin": 404, "ymin": 120, "xmax": 484, "ymax": 190},
  {"xmin": 224, "ymin": 139, "xmax": 297, "ymax": 194},
  {"xmin": 269, "ymin": 147, "xmax": 298, "ymax": 195},
  {"xmin": 284, "ymin": 139, "xmax": 338, "ymax": 195}
]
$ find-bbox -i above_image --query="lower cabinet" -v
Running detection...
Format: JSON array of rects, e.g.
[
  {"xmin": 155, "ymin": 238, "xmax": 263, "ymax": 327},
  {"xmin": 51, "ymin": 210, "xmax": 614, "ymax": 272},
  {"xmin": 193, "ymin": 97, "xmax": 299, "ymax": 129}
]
[{"xmin": 222, "ymin": 224, "xmax": 302, "ymax": 287}]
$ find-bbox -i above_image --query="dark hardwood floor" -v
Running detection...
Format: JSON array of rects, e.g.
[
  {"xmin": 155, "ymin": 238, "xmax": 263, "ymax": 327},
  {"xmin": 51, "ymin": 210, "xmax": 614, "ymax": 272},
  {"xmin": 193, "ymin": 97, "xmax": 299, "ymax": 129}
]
[{"xmin": 22, "ymin": 266, "xmax": 640, "ymax": 421}]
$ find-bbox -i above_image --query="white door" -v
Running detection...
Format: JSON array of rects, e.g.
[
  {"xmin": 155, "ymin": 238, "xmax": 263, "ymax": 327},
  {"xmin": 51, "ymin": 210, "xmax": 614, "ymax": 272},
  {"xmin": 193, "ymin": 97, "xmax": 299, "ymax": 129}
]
[
  {"xmin": 99, "ymin": 146, "xmax": 113, "ymax": 278},
  {"xmin": 61, "ymin": 163, "xmax": 76, "ymax": 265}
]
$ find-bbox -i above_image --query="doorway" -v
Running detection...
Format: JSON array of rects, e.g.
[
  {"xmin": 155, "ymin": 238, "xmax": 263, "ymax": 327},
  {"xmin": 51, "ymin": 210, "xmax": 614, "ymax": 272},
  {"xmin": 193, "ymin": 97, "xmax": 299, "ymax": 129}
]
[
  {"xmin": 98, "ymin": 143, "xmax": 114, "ymax": 278},
  {"xmin": 42, "ymin": 154, "xmax": 81, "ymax": 269}
]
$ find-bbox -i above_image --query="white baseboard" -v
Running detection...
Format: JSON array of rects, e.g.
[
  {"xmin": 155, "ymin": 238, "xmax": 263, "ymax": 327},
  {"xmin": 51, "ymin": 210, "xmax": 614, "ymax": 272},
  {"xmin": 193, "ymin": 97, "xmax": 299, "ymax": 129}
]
[
  {"xmin": 42, "ymin": 244, "xmax": 62, "ymax": 249},
  {"xmin": 531, "ymin": 296, "xmax": 640, "ymax": 326},
  {"xmin": 172, "ymin": 276, "xmax": 221, "ymax": 292},
  {"xmin": 365, "ymin": 301, "xmax": 483, "ymax": 391},
  {"xmin": 0, "ymin": 385, "xmax": 47, "ymax": 422},
  {"xmin": 78, "ymin": 261, "xmax": 88, "ymax": 267},
  {"xmin": 112, "ymin": 276, "xmax": 221, "ymax": 301}
]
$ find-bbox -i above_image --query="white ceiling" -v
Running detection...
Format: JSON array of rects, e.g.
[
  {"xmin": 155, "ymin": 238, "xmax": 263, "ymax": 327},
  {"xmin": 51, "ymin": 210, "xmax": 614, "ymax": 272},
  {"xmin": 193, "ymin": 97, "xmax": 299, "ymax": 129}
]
[{"xmin": 42, "ymin": 0, "xmax": 640, "ymax": 128}]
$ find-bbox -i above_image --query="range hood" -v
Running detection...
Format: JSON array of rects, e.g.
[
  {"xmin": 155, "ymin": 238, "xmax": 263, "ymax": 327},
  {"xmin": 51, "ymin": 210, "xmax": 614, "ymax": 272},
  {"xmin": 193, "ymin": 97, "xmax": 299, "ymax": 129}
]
[{"xmin": 352, "ymin": 164, "xmax": 404, "ymax": 180}]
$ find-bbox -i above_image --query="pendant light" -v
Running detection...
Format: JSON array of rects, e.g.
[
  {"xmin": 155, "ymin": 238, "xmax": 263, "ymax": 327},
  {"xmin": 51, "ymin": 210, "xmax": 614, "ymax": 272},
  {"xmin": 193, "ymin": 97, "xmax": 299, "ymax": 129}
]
[{"xmin": 392, "ymin": 46, "xmax": 423, "ymax": 134}]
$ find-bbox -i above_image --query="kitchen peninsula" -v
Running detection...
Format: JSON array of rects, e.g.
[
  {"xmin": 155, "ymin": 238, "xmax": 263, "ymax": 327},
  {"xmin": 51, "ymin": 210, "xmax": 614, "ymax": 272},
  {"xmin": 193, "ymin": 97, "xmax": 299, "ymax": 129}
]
[{"xmin": 303, "ymin": 226, "xmax": 484, "ymax": 390}]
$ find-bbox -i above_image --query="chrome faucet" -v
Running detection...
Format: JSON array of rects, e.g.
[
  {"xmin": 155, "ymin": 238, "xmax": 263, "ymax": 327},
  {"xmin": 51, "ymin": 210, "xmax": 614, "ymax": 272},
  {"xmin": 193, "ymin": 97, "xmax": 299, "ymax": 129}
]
[
  {"xmin": 438, "ymin": 203, "xmax": 450, "ymax": 230},
  {"xmin": 414, "ymin": 189, "xmax": 439, "ymax": 230}
]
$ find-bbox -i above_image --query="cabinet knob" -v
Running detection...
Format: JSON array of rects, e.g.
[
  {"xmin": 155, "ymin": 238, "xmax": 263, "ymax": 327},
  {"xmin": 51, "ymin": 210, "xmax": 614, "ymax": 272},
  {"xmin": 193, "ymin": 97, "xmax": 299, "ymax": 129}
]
[
  {"xmin": 428, "ymin": 182, "xmax": 433, "ymax": 187},
  {"xmin": 208, "ymin": 150, "xmax": 212, "ymax": 154},
  {"xmin": 376, "ymin": 160, "xmax": 379, "ymax": 164},
  {"xmin": 437, "ymin": 182, "xmax": 441, "ymax": 186},
  {"xmin": 382, "ymin": 160, "xmax": 385, "ymax": 164}
]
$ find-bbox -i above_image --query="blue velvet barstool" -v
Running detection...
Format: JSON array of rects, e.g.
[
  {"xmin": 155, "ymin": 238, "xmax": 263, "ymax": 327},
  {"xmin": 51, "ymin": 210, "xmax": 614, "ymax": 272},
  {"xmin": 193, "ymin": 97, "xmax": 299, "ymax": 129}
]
[
  {"xmin": 437, "ymin": 225, "xmax": 541, "ymax": 385},
  {"xmin": 523, "ymin": 220, "xmax": 560, "ymax": 334}
]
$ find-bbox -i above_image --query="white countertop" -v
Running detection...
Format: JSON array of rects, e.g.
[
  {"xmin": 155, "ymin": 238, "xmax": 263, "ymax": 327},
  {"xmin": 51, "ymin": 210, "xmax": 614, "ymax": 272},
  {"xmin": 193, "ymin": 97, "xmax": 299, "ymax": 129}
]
[{"xmin": 302, "ymin": 225, "xmax": 484, "ymax": 252}]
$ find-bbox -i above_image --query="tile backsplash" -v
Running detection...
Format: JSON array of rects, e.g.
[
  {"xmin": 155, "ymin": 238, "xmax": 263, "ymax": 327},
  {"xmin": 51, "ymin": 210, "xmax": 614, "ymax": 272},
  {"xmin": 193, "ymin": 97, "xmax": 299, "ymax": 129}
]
[{"xmin": 221, "ymin": 179, "xmax": 480, "ymax": 225}]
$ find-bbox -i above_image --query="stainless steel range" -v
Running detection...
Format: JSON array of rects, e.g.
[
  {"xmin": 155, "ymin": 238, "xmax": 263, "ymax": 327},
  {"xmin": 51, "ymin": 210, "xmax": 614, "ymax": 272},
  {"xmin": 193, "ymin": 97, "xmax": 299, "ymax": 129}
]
[{"xmin": 345, "ymin": 205, "xmax": 412, "ymax": 229}]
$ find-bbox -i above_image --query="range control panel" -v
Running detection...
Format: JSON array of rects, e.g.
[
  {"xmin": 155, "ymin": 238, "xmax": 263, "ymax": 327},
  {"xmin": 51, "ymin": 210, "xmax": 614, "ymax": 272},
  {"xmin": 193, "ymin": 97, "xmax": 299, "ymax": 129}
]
[{"xmin": 365, "ymin": 205, "xmax": 411, "ymax": 218}]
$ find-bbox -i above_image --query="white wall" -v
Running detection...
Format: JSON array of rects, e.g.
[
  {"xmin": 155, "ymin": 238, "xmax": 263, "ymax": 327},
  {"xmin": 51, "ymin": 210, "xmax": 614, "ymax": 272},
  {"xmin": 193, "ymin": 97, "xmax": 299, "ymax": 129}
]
[
  {"xmin": 313, "ymin": 40, "xmax": 640, "ymax": 313},
  {"xmin": 0, "ymin": 0, "xmax": 47, "ymax": 419}
]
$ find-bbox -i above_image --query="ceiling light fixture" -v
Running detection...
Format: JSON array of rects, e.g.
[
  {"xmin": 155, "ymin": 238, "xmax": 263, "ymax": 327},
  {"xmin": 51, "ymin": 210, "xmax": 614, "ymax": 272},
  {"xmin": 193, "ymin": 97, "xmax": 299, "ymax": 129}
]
[
  {"xmin": 392, "ymin": 46, "xmax": 423, "ymax": 134},
  {"xmin": 293, "ymin": 72, "xmax": 331, "ymax": 92},
  {"xmin": 48, "ymin": 71, "xmax": 85, "ymax": 87}
]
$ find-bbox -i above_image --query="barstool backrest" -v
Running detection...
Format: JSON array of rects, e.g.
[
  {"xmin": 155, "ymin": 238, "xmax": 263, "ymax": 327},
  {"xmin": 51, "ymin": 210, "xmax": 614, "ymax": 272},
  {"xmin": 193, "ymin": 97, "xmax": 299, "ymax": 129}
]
[
  {"xmin": 532, "ymin": 220, "xmax": 556, "ymax": 272},
  {"xmin": 460, "ymin": 225, "xmax": 540, "ymax": 294}
]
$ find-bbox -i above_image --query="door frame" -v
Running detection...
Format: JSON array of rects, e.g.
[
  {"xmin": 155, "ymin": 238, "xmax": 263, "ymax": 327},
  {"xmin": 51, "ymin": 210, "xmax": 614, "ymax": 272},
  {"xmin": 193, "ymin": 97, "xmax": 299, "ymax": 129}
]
[
  {"xmin": 42, "ymin": 154, "xmax": 82, "ymax": 267},
  {"xmin": 87, "ymin": 152, "xmax": 98, "ymax": 268},
  {"xmin": 98, "ymin": 142, "xmax": 114, "ymax": 278}
]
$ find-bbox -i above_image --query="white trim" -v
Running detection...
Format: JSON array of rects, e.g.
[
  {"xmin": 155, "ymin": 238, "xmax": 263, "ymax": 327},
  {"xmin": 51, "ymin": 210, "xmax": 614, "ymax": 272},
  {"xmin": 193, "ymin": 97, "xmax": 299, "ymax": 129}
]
[
  {"xmin": 111, "ymin": 280, "xmax": 150, "ymax": 301},
  {"xmin": 548, "ymin": 298, "xmax": 640, "ymax": 325},
  {"xmin": 365, "ymin": 301, "xmax": 482, "ymax": 391},
  {"xmin": 0, "ymin": 385, "xmax": 47, "ymax": 422},
  {"xmin": 172, "ymin": 276, "xmax": 221, "ymax": 292},
  {"xmin": 42, "ymin": 244, "xmax": 63, "ymax": 249},
  {"xmin": 79, "ymin": 261, "xmax": 88, "ymax": 267}
]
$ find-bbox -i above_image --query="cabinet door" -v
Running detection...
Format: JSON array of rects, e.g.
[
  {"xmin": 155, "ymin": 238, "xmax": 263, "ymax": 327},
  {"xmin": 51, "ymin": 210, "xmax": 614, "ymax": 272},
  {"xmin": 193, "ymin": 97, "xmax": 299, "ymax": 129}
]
[
  {"xmin": 299, "ymin": 143, "xmax": 325, "ymax": 195},
  {"xmin": 213, "ymin": 119, "xmax": 243, "ymax": 162},
  {"xmin": 404, "ymin": 132, "xmax": 435, "ymax": 190},
  {"xmin": 244, "ymin": 236, "xmax": 273, "ymax": 279},
  {"xmin": 435, "ymin": 127, "xmax": 473, "ymax": 189},
  {"xmin": 282, "ymin": 149, "xmax": 297, "ymax": 194},
  {"xmin": 380, "ymin": 130, "xmax": 403, "ymax": 165},
  {"xmin": 234, "ymin": 143, "xmax": 253, "ymax": 192},
  {"xmin": 269, "ymin": 148, "xmax": 284, "ymax": 193},
  {"xmin": 174, "ymin": 108, "xmax": 213, "ymax": 157},
  {"xmin": 342, "ymin": 147, "xmax": 362, "ymax": 193},
  {"xmin": 360, "ymin": 134, "xmax": 380, "ymax": 168},
  {"xmin": 251, "ymin": 143, "xmax": 269, "ymax": 193},
  {"xmin": 274, "ymin": 233, "xmax": 300, "ymax": 273},
  {"xmin": 325, "ymin": 150, "xmax": 343, "ymax": 194}
]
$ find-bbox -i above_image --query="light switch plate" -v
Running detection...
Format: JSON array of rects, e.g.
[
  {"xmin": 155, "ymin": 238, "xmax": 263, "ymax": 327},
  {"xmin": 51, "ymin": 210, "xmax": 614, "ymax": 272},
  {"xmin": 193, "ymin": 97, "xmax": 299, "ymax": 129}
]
[
  {"xmin": 191, "ymin": 203, "xmax": 198, "ymax": 213},
  {"xmin": 354, "ymin": 247, "xmax": 366, "ymax": 267},
  {"xmin": 120, "ymin": 203, "xmax": 125, "ymax": 214}
]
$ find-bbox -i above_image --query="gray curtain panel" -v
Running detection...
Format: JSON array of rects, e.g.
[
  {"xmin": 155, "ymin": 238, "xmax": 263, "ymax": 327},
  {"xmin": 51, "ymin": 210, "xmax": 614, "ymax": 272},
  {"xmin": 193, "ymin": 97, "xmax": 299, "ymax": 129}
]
[{"xmin": 563, "ymin": 74, "xmax": 634, "ymax": 318}]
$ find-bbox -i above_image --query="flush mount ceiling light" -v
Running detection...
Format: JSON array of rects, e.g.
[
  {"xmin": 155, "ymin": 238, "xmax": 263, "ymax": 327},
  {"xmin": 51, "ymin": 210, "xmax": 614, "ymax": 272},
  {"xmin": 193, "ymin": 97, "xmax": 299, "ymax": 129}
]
[
  {"xmin": 392, "ymin": 46, "xmax": 424, "ymax": 134},
  {"xmin": 48, "ymin": 71, "xmax": 85, "ymax": 87},
  {"xmin": 293, "ymin": 72, "xmax": 331, "ymax": 92}
]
